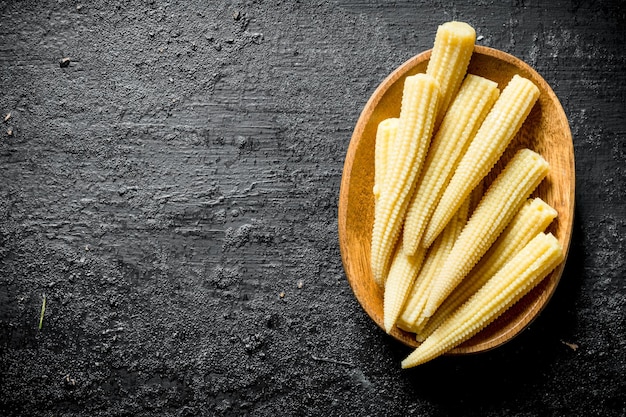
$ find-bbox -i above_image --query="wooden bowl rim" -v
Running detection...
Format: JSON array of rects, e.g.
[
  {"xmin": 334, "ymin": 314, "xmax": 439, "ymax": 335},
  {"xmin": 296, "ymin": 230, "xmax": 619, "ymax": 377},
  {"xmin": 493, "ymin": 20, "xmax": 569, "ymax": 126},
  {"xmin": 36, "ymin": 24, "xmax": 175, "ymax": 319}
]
[{"xmin": 338, "ymin": 45, "xmax": 575, "ymax": 354}]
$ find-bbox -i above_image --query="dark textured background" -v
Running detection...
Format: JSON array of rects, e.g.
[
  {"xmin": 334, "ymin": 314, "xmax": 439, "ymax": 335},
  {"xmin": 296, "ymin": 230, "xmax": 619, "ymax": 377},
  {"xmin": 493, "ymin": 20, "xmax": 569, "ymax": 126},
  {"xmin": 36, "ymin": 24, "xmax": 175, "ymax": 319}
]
[{"xmin": 1, "ymin": 1, "xmax": 625, "ymax": 416}]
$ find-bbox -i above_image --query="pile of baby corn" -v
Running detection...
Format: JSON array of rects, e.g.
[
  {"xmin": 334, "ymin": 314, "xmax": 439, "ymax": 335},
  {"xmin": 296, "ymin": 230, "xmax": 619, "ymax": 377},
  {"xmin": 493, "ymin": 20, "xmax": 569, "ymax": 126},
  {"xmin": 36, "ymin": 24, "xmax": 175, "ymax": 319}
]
[{"xmin": 370, "ymin": 21, "xmax": 564, "ymax": 368}]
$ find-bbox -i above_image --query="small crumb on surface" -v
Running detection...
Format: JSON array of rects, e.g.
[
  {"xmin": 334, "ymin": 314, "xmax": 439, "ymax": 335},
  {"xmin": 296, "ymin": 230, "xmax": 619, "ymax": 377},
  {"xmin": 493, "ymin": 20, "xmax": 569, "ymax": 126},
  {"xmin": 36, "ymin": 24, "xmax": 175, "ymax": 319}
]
[
  {"xmin": 63, "ymin": 374, "xmax": 76, "ymax": 387},
  {"xmin": 3, "ymin": 113, "xmax": 10, "ymax": 123},
  {"xmin": 279, "ymin": 291, "xmax": 285, "ymax": 299},
  {"xmin": 59, "ymin": 57, "xmax": 71, "ymax": 68},
  {"xmin": 477, "ymin": 35, "xmax": 484, "ymax": 41},
  {"xmin": 297, "ymin": 280, "xmax": 304, "ymax": 289},
  {"xmin": 561, "ymin": 340, "xmax": 579, "ymax": 351},
  {"xmin": 38, "ymin": 295, "xmax": 47, "ymax": 330}
]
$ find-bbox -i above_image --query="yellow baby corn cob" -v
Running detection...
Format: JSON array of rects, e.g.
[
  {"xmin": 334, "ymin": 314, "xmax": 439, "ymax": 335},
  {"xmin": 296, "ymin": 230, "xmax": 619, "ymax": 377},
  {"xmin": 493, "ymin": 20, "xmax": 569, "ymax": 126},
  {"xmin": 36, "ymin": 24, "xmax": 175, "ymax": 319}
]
[
  {"xmin": 402, "ymin": 74, "xmax": 500, "ymax": 255},
  {"xmin": 373, "ymin": 118, "xmax": 399, "ymax": 202},
  {"xmin": 402, "ymin": 232, "xmax": 564, "ymax": 368},
  {"xmin": 383, "ymin": 241, "xmax": 427, "ymax": 333},
  {"xmin": 416, "ymin": 197, "xmax": 557, "ymax": 340},
  {"xmin": 370, "ymin": 74, "xmax": 439, "ymax": 287},
  {"xmin": 411, "ymin": 182, "xmax": 484, "ymax": 338},
  {"xmin": 395, "ymin": 236, "xmax": 446, "ymax": 333},
  {"xmin": 397, "ymin": 195, "xmax": 470, "ymax": 333},
  {"xmin": 422, "ymin": 148, "xmax": 550, "ymax": 319},
  {"xmin": 469, "ymin": 179, "xmax": 485, "ymax": 215},
  {"xmin": 426, "ymin": 21, "xmax": 476, "ymax": 126},
  {"xmin": 423, "ymin": 74, "xmax": 540, "ymax": 248}
]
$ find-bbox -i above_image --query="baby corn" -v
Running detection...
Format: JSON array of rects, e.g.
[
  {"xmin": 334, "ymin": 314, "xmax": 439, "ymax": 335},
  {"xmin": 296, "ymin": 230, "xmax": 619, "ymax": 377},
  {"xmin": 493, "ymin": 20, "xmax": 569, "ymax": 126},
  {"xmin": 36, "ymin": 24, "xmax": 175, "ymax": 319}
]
[
  {"xmin": 396, "ymin": 235, "xmax": 447, "ymax": 333},
  {"xmin": 402, "ymin": 232, "xmax": 564, "ymax": 368},
  {"xmin": 417, "ymin": 197, "xmax": 557, "ymax": 340},
  {"xmin": 397, "ymin": 195, "xmax": 470, "ymax": 333},
  {"xmin": 423, "ymin": 74, "xmax": 540, "ymax": 248},
  {"xmin": 370, "ymin": 74, "xmax": 439, "ymax": 287},
  {"xmin": 383, "ymin": 241, "xmax": 427, "ymax": 333},
  {"xmin": 402, "ymin": 74, "xmax": 499, "ymax": 255},
  {"xmin": 423, "ymin": 149, "xmax": 550, "ymax": 319},
  {"xmin": 373, "ymin": 118, "xmax": 399, "ymax": 203},
  {"xmin": 426, "ymin": 21, "xmax": 476, "ymax": 126}
]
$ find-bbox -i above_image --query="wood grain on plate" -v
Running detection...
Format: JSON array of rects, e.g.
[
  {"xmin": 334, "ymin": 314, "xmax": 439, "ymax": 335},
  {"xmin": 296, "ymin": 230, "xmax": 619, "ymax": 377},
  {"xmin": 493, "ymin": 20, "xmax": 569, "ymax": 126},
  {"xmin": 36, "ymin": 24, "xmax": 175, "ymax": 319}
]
[{"xmin": 338, "ymin": 45, "xmax": 575, "ymax": 353}]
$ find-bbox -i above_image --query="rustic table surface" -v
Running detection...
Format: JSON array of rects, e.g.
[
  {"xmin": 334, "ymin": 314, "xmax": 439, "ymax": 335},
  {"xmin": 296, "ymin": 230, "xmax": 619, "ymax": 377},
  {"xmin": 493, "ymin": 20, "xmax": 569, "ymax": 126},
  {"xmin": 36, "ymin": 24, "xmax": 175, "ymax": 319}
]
[{"xmin": 1, "ymin": 1, "xmax": 625, "ymax": 416}]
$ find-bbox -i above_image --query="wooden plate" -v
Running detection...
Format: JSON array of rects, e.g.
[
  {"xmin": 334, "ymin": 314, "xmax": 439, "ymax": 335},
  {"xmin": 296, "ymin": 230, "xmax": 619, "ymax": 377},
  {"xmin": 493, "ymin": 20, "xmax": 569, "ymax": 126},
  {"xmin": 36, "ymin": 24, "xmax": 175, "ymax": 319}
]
[{"xmin": 338, "ymin": 45, "xmax": 575, "ymax": 353}]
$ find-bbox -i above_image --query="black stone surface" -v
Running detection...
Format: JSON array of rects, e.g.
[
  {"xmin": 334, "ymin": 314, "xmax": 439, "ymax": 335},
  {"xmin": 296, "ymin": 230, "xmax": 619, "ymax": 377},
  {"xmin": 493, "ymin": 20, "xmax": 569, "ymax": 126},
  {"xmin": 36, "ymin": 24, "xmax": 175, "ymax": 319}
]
[{"xmin": 1, "ymin": 1, "xmax": 625, "ymax": 416}]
